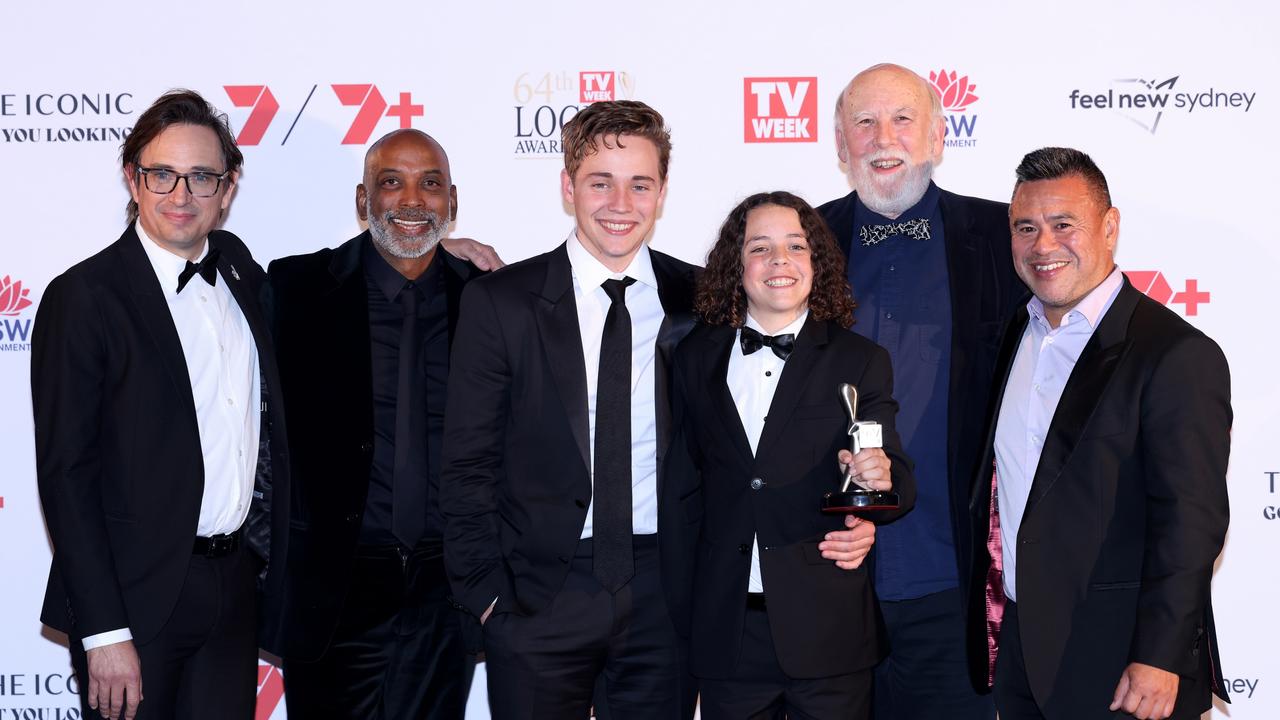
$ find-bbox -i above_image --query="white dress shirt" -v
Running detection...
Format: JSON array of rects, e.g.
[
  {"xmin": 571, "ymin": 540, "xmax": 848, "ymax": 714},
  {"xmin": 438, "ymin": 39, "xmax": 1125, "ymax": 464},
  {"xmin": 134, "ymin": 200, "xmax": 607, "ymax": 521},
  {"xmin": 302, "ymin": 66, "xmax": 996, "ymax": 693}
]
[
  {"xmin": 82, "ymin": 224, "xmax": 261, "ymax": 651},
  {"xmin": 566, "ymin": 230, "xmax": 663, "ymax": 539},
  {"xmin": 727, "ymin": 311, "xmax": 809, "ymax": 593},
  {"xmin": 994, "ymin": 267, "xmax": 1122, "ymax": 602}
]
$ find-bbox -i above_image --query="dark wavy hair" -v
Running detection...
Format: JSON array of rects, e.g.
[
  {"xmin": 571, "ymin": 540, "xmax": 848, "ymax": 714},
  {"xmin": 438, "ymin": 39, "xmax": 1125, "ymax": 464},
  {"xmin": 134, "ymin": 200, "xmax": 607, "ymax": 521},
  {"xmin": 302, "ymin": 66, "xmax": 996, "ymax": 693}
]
[
  {"xmin": 696, "ymin": 191, "xmax": 855, "ymax": 328},
  {"xmin": 562, "ymin": 100, "xmax": 671, "ymax": 181},
  {"xmin": 120, "ymin": 89, "xmax": 243, "ymax": 223}
]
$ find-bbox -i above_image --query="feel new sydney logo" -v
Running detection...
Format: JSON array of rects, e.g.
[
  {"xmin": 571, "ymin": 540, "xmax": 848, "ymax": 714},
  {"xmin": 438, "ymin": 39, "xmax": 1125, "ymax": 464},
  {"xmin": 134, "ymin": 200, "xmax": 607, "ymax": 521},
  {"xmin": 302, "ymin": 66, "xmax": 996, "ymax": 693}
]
[{"xmin": 1068, "ymin": 75, "xmax": 1257, "ymax": 133}]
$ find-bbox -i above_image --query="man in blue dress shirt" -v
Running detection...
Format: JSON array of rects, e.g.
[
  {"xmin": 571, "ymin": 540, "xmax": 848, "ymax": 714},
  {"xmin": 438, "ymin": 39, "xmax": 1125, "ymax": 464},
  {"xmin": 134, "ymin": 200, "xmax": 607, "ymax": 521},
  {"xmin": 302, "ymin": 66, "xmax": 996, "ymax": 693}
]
[{"xmin": 818, "ymin": 63, "xmax": 1025, "ymax": 719}]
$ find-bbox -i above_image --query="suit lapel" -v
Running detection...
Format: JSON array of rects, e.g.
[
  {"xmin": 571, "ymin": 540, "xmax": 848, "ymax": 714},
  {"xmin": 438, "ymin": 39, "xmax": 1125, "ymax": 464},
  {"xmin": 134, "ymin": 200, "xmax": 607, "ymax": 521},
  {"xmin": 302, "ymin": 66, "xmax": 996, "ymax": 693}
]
[
  {"xmin": 1024, "ymin": 281, "xmax": 1138, "ymax": 515},
  {"xmin": 534, "ymin": 245, "xmax": 591, "ymax": 472},
  {"xmin": 700, "ymin": 326, "xmax": 755, "ymax": 461},
  {"xmin": 756, "ymin": 318, "xmax": 828, "ymax": 459},
  {"xmin": 323, "ymin": 234, "xmax": 375, "ymax": 405},
  {"xmin": 939, "ymin": 190, "xmax": 983, "ymax": 477},
  {"xmin": 210, "ymin": 232, "xmax": 272, "ymax": 370},
  {"xmin": 651, "ymin": 250, "xmax": 697, "ymax": 470},
  {"xmin": 116, "ymin": 227, "xmax": 199, "ymax": 425}
]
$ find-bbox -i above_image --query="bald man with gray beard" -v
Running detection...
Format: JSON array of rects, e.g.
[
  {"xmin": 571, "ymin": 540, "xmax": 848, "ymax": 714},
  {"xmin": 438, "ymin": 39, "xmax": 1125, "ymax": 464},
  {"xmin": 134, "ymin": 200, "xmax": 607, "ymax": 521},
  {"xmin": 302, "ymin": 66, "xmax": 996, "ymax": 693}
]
[
  {"xmin": 818, "ymin": 64, "xmax": 1025, "ymax": 720},
  {"xmin": 265, "ymin": 129, "xmax": 501, "ymax": 719}
]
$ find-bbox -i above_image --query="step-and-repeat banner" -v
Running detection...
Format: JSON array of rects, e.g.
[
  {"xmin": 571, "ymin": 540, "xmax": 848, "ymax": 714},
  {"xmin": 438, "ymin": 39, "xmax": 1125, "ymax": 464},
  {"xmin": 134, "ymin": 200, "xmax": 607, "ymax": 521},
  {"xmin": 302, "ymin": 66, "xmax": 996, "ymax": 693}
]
[{"xmin": 2, "ymin": 2, "xmax": 1276, "ymax": 717}]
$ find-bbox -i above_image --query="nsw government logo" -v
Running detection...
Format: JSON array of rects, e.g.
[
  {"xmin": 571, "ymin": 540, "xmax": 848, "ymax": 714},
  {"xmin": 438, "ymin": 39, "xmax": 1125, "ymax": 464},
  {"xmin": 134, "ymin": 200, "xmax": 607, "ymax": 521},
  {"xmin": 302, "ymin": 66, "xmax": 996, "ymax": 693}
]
[
  {"xmin": 512, "ymin": 70, "xmax": 636, "ymax": 156},
  {"xmin": 927, "ymin": 69, "xmax": 980, "ymax": 148},
  {"xmin": 743, "ymin": 77, "xmax": 817, "ymax": 143},
  {"xmin": 0, "ymin": 275, "xmax": 35, "ymax": 352},
  {"xmin": 1068, "ymin": 75, "xmax": 1257, "ymax": 134}
]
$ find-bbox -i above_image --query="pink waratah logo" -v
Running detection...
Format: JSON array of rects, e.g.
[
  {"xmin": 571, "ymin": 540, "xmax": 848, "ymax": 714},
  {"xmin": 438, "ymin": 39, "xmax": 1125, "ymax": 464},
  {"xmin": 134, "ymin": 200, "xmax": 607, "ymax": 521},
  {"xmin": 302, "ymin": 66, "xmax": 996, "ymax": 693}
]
[
  {"xmin": 928, "ymin": 70, "xmax": 980, "ymax": 112},
  {"xmin": 0, "ymin": 276, "xmax": 33, "ymax": 316}
]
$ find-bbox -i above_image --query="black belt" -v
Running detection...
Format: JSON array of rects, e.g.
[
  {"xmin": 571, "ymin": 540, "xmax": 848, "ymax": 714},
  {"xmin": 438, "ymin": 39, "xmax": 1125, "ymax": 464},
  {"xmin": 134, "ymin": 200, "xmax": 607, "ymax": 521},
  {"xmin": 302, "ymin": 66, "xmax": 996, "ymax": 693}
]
[
  {"xmin": 193, "ymin": 531, "xmax": 240, "ymax": 558},
  {"xmin": 746, "ymin": 592, "xmax": 767, "ymax": 611}
]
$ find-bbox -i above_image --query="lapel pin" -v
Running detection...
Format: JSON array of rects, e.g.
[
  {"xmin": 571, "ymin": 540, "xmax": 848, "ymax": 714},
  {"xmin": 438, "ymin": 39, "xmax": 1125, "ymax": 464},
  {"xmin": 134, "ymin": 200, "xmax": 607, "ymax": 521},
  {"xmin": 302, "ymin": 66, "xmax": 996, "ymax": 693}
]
[{"xmin": 230, "ymin": 264, "xmax": 240, "ymax": 281}]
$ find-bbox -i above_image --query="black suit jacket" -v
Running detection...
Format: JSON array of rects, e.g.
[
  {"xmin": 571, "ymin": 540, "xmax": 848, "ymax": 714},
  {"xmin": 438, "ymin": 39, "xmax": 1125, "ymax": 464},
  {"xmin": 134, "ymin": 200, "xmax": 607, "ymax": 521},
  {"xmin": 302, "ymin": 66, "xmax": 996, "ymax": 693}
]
[
  {"xmin": 32, "ymin": 225, "xmax": 291, "ymax": 649},
  {"xmin": 440, "ymin": 243, "xmax": 697, "ymax": 620},
  {"xmin": 265, "ymin": 231, "xmax": 480, "ymax": 661},
  {"xmin": 819, "ymin": 188, "xmax": 1024, "ymax": 580},
  {"xmin": 966, "ymin": 279, "xmax": 1230, "ymax": 718},
  {"xmin": 666, "ymin": 318, "xmax": 915, "ymax": 679}
]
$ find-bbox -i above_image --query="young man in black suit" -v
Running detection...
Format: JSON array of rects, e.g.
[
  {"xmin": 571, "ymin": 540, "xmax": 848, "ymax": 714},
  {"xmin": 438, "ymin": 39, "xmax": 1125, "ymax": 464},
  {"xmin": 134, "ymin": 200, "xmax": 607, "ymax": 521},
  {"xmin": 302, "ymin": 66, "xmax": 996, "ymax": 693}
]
[
  {"xmin": 667, "ymin": 191, "xmax": 915, "ymax": 718},
  {"xmin": 32, "ymin": 90, "xmax": 290, "ymax": 720},
  {"xmin": 967, "ymin": 147, "xmax": 1231, "ymax": 720}
]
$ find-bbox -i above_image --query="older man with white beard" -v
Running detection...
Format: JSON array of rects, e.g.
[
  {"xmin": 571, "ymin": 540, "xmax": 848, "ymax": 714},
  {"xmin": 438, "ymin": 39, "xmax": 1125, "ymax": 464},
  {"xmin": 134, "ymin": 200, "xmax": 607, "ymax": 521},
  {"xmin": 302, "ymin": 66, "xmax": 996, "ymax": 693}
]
[
  {"xmin": 265, "ymin": 129, "xmax": 501, "ymax": 719},
  {"xmin": 817, "ymin": 63, "xmax": 1025, "ymax": 720}
]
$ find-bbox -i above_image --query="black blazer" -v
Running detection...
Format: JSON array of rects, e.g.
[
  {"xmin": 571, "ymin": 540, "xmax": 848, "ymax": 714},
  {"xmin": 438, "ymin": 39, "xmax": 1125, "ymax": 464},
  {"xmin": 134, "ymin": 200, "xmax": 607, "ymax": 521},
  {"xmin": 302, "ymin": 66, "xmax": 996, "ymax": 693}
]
[
  {"xmin": 819, "ymin": 188, "xmax": 1024, "ymax": 580},
  {"xmin": 966, "ymin": 279, "xmax": 1231, "ymax": 718},
  {"xmin": 265, "ymin": 231, "xmax": 480, "ymax": 661},
  {"xmin": 440, "ymin": 243, "xmax": 697, "ymax": 620},
  {"xmin": 665, "ymin": 318, "xmax": 915, "ymax": 679},
  {"xmin": 32, "ymin": 226, "xmax": 291, "ymax": 649}
]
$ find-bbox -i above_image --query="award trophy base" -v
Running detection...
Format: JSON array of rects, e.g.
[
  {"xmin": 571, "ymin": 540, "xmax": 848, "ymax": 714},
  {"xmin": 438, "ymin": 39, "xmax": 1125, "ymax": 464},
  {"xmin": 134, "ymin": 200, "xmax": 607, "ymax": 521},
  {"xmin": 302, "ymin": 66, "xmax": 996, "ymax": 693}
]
[{"xmin": 821, "ymin": 490, "xmax": 901, "ymax": 515}]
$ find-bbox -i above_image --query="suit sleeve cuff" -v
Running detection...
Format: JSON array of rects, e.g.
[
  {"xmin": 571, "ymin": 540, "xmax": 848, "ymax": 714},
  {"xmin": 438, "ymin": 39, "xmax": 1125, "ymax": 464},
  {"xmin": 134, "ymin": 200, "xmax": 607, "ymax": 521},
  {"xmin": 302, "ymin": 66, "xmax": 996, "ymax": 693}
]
[{"xmin": 81, "ymin": 628, "xmax": 132, "ymax": 651}]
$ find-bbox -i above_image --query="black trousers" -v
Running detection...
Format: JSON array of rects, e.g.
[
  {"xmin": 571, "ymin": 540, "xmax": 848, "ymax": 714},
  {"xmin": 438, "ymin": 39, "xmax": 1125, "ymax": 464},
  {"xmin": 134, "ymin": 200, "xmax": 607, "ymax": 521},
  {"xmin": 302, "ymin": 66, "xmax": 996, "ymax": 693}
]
[
  {"xmin": 992, "ymin": 600, "xmax": 1049, "ymax": 720},
  {"xmin": 483, "ymin": 535, "xmax": 688, "ymax": 720},
  {"xmin": 873, "ymin": 586, "xmax": 996, "ymax": 720},
  {"xmin": 283, "ymin": 541, "xmax": 474, "ymax": 720},
  {"xmin": 699, "ymin": 600, "xmax": 871, "ymax": 720},
  {"xmin": 70, "ymin": 544, "xmax": 257, "ymax": 720}
]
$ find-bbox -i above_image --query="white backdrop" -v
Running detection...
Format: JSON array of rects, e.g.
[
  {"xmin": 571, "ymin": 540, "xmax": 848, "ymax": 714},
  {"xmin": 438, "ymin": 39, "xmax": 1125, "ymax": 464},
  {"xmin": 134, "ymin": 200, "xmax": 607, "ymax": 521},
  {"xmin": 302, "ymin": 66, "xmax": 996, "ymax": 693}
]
[{"xmin": 2, "ymin": 2, "xmax": 1276, "ymax": 717}]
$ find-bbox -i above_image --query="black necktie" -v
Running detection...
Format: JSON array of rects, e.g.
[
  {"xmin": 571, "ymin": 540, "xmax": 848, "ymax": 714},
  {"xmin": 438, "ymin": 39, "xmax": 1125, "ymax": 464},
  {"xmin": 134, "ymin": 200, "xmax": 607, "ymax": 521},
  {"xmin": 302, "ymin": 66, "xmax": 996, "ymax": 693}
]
[
  {"xmin": 176, "ymin": 247, "xmax": 221, "ymax": 293},
  {"xmin": 740, "ymin": 326, "xmax": 795, "ymax": 361},
  {"xmin": 392, "ymin": 282, "xmax": 427, "ymax": 548},
  {"xmin": 859, "ymin": 218, "xmax": 932, "ymax": 246},
  {"xmin": 594, "ymin": 276, "xmax": 636, "ymax": 593}
]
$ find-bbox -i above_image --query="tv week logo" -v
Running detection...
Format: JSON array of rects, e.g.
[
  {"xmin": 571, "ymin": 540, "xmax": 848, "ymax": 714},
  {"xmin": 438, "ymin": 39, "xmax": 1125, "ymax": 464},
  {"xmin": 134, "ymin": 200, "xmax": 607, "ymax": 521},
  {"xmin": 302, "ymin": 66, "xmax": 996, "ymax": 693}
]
[
  {"xmin": 223, "ymin": 84, "xmax": 425, "ymax": 146},
  {"xmin": 744, "ymin": 77, "xmax": 817, "ymax": 143},
  {"xmin": 580, "ymin": 72, "xmax": 616, "ymax": 102},
  {"xmin": 1124, "ymin": 270, "xmax": 1210, "ymax": 315}
]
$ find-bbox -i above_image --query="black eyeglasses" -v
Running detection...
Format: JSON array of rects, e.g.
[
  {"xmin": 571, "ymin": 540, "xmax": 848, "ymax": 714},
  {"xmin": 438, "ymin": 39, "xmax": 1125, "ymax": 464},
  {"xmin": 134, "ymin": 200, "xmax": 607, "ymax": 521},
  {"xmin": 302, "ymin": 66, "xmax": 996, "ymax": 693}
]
[{"xmin": 135, "ymin": 167, "xmax": 231, "ymax": 197}]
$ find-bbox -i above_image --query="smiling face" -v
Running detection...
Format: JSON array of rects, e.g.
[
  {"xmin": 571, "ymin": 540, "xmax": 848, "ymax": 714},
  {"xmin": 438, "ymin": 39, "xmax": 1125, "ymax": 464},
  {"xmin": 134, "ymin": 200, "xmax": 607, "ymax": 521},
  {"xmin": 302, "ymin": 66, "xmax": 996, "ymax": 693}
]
[
  {"xmin": 357, "ymin": 130, "xmax": 457, "ymax": 266},
  {"xmin": 561, "ymin": 133, "xmax": 666, "ymax": 273},
  {"xmin": 125, "ymin": 123, "xmax": 236, "ymax": 260},
  {"xmin": 740, "ymin": 204, "xmax": 813, "ymax": 333},
  {"xmin": 835, "ymin": 65, "xmax": 944, "ymax": 218},
  {"xmin": 1010, "ymin": 174, "xmax": 1120, "ymax": 327}
]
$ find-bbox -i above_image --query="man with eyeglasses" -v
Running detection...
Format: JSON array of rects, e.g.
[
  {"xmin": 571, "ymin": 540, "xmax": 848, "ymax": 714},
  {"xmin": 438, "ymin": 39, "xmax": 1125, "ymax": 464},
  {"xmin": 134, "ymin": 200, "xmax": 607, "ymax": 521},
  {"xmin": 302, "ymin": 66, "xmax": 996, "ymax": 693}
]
[{"xmin": 31, "ymin": 89, "xmax": 292, "ymax": 720}]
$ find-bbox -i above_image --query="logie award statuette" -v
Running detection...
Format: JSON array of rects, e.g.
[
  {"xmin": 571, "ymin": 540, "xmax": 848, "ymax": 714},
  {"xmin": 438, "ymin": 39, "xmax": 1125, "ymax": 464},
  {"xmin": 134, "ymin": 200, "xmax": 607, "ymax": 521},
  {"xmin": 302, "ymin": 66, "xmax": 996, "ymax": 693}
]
[{"xmin": 821, "ymin": 383, "xmax": 901, "ymax": 515}]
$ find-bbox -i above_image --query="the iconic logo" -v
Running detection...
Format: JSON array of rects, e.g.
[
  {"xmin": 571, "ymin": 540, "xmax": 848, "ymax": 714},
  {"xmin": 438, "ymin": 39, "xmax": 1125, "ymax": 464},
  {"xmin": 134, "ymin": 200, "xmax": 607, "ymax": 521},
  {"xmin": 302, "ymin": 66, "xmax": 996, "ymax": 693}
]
[
  {"xmin": 255, "ymin": 663, "xmax": 285, "ymax": 719},
  {"xmin": 0, "ymin": 91, "xmax": 134, "ymax": 144},
  {"xmin": 1068, "ymin": 75, "xmax": 1257, "ymax": 134},
  {"xmin": 743, "ymin": 77, "xmax": 817, "ymax": 143},
  {"xmin": 927, "ymin": 68, "xmax": 980, "ymax": 148},
  {"xmin": 221, "ymin": 84, "xmax": 424, "ymax": 146},
  {"xmin": 1124, "ymin": 271, "xmax": 1210, "ymax": 316},
  {"xmin": 512, "ymin": 70, "xmax": 636, "ymax": 156},
  {"xmin": 0, "ymin": 275, "xmax": 34, "ymax": 352}
]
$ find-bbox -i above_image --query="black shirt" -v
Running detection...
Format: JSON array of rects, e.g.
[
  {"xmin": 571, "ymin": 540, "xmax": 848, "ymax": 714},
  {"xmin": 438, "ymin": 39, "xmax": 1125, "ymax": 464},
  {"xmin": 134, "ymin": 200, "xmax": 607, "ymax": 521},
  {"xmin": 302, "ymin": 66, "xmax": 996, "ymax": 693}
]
[{"xmin": 360, "ymin": 240, "xmax": 450, "ymax": 546}]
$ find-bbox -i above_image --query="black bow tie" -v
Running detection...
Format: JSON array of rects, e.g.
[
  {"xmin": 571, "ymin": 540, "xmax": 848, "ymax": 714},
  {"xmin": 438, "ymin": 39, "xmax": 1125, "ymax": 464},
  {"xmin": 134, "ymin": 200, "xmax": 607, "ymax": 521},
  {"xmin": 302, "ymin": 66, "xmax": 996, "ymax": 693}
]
[
  {"xmin": 859, "ymin": 218, "xmax": 931, "ymax": 246},
  {"xmin": 740, "ymin": 326, "xmax": 794, "ymax": 361},
  {"xmin": 176, "ymin": 247, "xmax": 221, "ymax": 293}
]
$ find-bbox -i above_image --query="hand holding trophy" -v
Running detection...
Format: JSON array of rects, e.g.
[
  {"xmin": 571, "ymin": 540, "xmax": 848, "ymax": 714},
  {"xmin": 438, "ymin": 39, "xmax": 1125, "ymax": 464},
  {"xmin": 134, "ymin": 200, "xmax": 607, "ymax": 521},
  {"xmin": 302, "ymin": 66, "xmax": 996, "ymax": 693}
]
[{"xmin": 822, "ymin": 383, "xmax": 901, "ymax": 515}]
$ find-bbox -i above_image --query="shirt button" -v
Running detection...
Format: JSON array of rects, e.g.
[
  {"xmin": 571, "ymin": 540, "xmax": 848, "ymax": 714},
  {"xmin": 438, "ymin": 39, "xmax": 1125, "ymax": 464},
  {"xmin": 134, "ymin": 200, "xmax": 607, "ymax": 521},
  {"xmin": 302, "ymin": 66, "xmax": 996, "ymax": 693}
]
[
  {"xmin": 200, "ymin": 295, "xmax": 208, "ymax": 303},
  {"xmin": 750, "ymin": 478, "xmax": 765, "ymax": 490},
  {"xmin": 885, "ymin": 312, "xmax": 893, "ymax": 319},
  {"xmin": 226, "ymin": 398, "xmax": 234, "ymax": 406},
  {"xmin": 764, "ymin": 371, "xmax": 772, "ymax": 377},
  {"xmin": 889, "ymin": 265, "xmax": 896, "ymax": 271}
]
